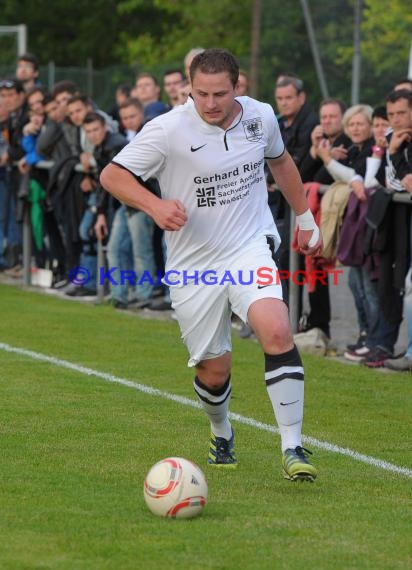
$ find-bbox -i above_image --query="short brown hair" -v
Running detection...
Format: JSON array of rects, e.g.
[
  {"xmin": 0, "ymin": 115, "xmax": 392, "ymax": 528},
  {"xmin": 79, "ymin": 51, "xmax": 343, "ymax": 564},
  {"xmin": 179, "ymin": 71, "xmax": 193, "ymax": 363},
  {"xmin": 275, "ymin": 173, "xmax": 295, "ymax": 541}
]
[
  {"xmin": 190, "ymin": 48, "xmax": 239, "ymax": 87},
  {"xmin": 52, "ymin": 80, "xmax": 79, "ymax": 99},
  {"xmin": 83, "ymin": 111, "xmax": 105, "ymax": 126},
  {"xmin": 67, "ymin": 94, "xmax": 90, "ymax": 107},
  {"xmin": 119, "ymin": 97, "xmax": 144, "ymax": 112},
  {"xmin": 18, "ymin": 52, "xmax": 39, "ymax": 71}
]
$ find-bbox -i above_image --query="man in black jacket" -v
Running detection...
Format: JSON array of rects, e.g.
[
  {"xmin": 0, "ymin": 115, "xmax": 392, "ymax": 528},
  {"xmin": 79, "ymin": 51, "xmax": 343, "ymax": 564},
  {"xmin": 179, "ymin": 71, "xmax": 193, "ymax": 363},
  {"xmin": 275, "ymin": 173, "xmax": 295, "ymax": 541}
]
[
  {"xmin": 238, "ymin": 74, "xmax": 318, "ymax": 339},
  {"xmin": 86, "ymin": 111, "xmax": 128, "ymax": 233},
  {"xmin": 300, "ymin": 98, "xmax": 350, "ymax": 185},
  {"xmin": 70, "ymin": 112, "xmax": 127, "ymax": 297},
  {"xmin": 272, "ymin": 75, "xmax": 318, "ymax": 261},
  {"xmin": 0, "ymin": 78, "xmax": 28, "ymax": 273},
  {"xmin": 271, "ymin": 75, "xmax": 318, "ymax": 322},
  {"xmin": 383, "ymin": 89, "xmax": 412, "ymax": 371},
  {"xmin": 275, "ymin": 75, "xmax": 318, "ymax": 168}
]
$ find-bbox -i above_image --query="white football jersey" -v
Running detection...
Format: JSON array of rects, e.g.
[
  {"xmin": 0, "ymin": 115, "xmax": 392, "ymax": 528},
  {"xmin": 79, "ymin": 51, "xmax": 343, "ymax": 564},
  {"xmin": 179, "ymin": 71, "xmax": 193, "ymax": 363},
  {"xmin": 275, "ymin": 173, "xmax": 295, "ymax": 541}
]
[{"xmin": 112, "ymin": 96, "xmax": 285, "ymax": 272}]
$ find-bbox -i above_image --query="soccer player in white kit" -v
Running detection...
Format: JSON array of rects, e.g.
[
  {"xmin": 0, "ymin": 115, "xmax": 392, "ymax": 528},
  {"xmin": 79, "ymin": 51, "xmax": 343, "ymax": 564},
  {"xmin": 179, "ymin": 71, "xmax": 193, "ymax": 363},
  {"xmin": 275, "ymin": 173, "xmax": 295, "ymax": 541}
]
[{"xmin": 101, "ymin": 49, "xmax": 322, "ymax": 481}]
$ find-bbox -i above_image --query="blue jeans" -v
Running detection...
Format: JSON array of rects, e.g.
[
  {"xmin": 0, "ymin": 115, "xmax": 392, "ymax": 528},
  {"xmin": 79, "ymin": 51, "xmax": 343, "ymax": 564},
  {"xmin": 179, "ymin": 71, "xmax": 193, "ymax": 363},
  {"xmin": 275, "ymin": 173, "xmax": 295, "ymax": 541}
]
[
  {"xmin": 349, "ymin": 265, "xmax": 398, "ymax": 352},
  {"xmin": 405, "ymin": 217, "xmax": 412, "ymax": 358},
  {"xmin": 127, "ymin": 210, "xmax": 155, "ymax": 301},
  {"xmin": 404, "ymin": 269, "xmax": 412, "ymax": 358},
  {"xmin": 78, "ymin": 192, "xmax": 97, "ymax": 290},
  {"xmin": 8, "ymin": 169, "xmax": 22, "ymax": 245},
  {"xmin": 348, "ymin": 266, "xmax": 376, "ymax": 337},
  {"xmin": 0, "ymin": 172, "xmax": 20, "ymax": 266},
  {"xmin": 107, "ymin": 205, "xmax": 133, "ymax": 304},
  {"xmin": 0, "ymin": 175, "xmax": 8, "ymax": 267}
]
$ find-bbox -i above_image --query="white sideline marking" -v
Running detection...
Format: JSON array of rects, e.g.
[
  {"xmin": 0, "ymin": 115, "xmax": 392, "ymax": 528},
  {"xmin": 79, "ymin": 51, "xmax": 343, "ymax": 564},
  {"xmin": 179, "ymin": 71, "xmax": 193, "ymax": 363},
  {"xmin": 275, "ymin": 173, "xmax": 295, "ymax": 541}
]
[{"xmin": 1, "ymin": 341, "xmax": 411, "ymax": 480}]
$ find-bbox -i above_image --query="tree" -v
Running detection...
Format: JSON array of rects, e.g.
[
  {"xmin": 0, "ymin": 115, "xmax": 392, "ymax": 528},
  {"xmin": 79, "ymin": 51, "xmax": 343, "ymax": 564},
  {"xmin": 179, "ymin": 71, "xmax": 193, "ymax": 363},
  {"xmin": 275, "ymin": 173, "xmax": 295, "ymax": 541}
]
[
  {"xmin": 332, "ymin": 0, "xmax": 412, "ymax": 102},
  {"xmin": 116, "ymin": 0, "xmax": 251, "ymax": 70},
  {"xmin": 362, "ymin": 0, "xmax": 412, "ymax": 81},
  {"xmin": 1, "ymin": 0, "xmax": 410, "ymax": 109},
  {"xmin": 259, "ymin": 0, "xmax": 411, "ymax": 108},
  {"xmin": 0, "ymin": 0, "xmax": 148, "ymax": 67}
]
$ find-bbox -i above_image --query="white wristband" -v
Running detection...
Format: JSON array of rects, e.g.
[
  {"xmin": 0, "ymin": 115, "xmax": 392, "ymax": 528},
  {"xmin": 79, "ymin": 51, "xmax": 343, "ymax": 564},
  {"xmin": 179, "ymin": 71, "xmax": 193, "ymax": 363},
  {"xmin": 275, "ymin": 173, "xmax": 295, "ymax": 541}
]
[
  {"xmin": 296, "ymin": 209, "xmax": 319, "ymax": 247},
  {"xmin": 296, "ymin": 209, "xmax": 316, "ymax": 230}
]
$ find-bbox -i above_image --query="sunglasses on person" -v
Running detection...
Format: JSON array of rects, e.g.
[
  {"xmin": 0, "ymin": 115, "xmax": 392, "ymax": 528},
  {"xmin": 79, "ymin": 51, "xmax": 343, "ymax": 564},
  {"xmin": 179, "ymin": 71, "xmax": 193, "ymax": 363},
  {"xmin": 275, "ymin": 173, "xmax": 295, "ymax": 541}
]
[{"xmin": 0, "ymin": 79, "xmax": 24, "ymax": 92}]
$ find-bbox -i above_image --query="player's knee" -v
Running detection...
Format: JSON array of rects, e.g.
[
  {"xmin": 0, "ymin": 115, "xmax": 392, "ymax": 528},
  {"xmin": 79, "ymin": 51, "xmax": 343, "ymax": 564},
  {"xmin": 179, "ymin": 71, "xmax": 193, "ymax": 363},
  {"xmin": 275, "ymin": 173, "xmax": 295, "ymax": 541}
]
[
  {"xmin": 196, "ymin": 360, "xmax": 231, "ymax": 390},
  {"xmin": 260, "ymin": 325, "xmax": 294, "ymax": 354}
]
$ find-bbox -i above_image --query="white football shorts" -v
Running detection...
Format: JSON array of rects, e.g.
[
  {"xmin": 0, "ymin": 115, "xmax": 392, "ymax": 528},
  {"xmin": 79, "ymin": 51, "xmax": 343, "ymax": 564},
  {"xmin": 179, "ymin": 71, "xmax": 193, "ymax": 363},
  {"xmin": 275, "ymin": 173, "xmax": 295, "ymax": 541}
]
[{"xmin": 169, "ymin": 235, "xmax": 285, "ymax": 367}]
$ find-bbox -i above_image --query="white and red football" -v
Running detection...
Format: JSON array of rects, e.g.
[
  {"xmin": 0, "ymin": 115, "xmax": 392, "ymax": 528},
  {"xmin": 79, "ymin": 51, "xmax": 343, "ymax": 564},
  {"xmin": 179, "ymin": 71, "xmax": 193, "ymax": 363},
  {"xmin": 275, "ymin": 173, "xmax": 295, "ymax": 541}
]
[{"xmin": 143, "ymin": 457, "xmax": 208, "ymax": 519}]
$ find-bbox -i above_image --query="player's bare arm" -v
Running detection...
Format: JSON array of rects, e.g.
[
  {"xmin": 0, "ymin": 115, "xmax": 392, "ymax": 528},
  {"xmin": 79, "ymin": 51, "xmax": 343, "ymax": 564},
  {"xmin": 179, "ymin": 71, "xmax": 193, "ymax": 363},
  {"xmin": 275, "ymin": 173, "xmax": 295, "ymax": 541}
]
[
  {"xmin": 266, "ymin": 151, "xmax": 323, "ymax": 256},
  {"xmin": 100, "ymin": 162, "xmax": 187, "ymax": 231}
]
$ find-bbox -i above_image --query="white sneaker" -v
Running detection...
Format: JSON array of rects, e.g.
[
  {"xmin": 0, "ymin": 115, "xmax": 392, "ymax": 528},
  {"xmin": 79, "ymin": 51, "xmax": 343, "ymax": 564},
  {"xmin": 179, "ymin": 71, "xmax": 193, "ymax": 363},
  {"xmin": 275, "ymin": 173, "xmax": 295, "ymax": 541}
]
[{"xmin": 343, "ymin": 345, "xmax": 370, "ymax": 362}]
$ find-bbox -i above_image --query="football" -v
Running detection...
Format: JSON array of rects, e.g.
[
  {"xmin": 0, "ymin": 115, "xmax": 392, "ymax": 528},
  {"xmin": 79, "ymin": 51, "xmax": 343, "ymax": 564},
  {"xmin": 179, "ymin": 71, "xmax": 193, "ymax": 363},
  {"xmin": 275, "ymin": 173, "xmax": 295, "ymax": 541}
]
[{"xmin": 143, "ymin": 457, "xmax": 208, "ymax": 519}]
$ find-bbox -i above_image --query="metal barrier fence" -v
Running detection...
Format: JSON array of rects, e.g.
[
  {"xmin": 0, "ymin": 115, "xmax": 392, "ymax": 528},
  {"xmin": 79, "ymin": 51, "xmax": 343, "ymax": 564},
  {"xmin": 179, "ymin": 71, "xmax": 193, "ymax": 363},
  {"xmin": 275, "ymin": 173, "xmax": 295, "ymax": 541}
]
[
  {"xmin": 0, "ymin": 63, "xmax": 138, "ymax": 115},
  {"xmin": 17, "ymin": 164, "xmax": 412, "ymax": 330},
  {"xmin": 0, "ymin": 62, "xmax": 180, "ymax": 115}
]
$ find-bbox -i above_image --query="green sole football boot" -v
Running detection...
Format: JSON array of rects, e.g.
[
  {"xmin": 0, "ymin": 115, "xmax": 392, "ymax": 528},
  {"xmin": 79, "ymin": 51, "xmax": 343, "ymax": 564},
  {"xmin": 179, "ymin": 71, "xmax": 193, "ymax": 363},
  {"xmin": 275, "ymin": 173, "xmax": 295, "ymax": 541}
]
[
  {"xmin": 282, "ymin": 446, "xmax": 317, "ymax": 482},
  {"xmin": 208, "ymin": 430, "xmax": 238, "ymax": 468}
]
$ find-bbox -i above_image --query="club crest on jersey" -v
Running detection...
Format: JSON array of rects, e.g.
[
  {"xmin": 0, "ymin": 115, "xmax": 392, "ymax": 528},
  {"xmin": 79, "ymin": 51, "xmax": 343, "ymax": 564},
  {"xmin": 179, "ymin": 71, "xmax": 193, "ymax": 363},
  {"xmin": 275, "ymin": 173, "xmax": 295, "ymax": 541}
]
[{"xmin": 242, "ymin": 117, "xmax": 263, "ymax": 142}]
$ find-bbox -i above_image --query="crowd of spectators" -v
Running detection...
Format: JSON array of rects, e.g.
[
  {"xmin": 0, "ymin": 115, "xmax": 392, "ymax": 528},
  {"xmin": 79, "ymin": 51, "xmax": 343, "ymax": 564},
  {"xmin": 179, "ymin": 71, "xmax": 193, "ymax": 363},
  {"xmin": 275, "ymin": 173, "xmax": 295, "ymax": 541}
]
[
  {"xmin": 269, "ymin": 73, "xmax": 412, "ymax": 371},
  {"xmin": 1, "ymin": 50, "xmax": 411, "ymax": 372}
]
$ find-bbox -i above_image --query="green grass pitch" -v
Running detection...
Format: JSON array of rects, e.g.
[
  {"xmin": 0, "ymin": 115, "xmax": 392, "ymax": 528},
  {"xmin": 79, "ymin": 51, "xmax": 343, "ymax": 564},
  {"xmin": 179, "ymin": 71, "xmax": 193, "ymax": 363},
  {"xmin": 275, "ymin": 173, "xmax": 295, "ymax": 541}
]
[{"xmin": 0, "ymin": 283, "xmax": 411, "ymax": 569}]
